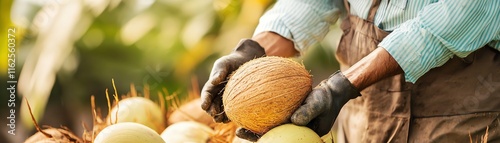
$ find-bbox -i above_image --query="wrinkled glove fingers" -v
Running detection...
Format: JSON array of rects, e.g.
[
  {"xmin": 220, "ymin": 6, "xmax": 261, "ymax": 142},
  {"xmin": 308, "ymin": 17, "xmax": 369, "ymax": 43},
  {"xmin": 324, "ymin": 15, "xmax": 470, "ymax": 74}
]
[
  {"xmin": 201, "ymin": 79, "xmax": 230, "ymax": 123},
  {"xmin": 236, "ymin": 127, "xmax": 260, "ymax": 142},
  {"xmin": 200, "ymin": 57, "xmax": 233, "ymax": 123},
  {"xmin": 201, "ymin": 80, "xmax": 224, "ymax": 110},
  {"xmin": 291, "ymin": 89, "xmax": 328, "ymax": 126},
  {"xmin": 209, "ymin": 95, "xmax": 230, "ymax": 123},
  {"xmin": 201, "ymin": 56, "xmax": 233, "ymax": 110}
]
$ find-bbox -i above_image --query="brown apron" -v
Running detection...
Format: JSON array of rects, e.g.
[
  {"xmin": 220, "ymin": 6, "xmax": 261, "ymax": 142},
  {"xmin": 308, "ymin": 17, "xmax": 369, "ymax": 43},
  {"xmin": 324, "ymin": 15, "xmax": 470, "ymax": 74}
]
[
  {"xmin": 333, "ymin": 0, "xmax": 500, "ymax": 142},
  {"xmin": 333, "ymin": 0, "xmax": 411, "ymax": 142},
  {"xmin": 409, "ymin": 47, "xmax": 500, "ymax": 142}
]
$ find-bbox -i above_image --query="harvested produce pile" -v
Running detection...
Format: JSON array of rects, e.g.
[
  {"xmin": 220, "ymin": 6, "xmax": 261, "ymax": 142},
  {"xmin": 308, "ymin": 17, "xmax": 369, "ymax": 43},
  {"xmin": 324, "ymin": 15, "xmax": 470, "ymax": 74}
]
[{"xmin": 24, "ymin": 80, "xmax": 238, "ymax": 143}]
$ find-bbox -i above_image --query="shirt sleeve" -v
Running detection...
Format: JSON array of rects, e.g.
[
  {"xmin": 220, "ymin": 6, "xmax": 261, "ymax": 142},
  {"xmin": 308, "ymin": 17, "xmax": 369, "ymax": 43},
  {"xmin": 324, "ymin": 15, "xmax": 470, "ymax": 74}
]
[
  {"xmin": 253, "ymin": 0, "xmax": 344, "ymax": 54},
  {"xmin": 379, "ymin": 0, "xmax": 500, "ymax": 83}
]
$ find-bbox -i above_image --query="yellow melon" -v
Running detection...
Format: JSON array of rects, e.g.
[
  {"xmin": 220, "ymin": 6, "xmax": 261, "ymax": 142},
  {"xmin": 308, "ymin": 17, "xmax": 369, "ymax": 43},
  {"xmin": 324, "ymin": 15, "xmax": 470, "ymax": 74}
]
[{"xmin": 223, "ymin": 56, "xmax": 312, "ymax": 134}]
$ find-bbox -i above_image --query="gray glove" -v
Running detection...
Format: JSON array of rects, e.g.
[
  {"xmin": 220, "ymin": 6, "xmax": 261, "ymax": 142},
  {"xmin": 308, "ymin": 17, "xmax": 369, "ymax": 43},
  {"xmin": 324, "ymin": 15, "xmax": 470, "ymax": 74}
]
[
  {"xmin": 200, "ymin": 39, "xmax": 265, "ymax": 122},
  {"xmin": 200, "ymin": 39, "xmax": 265, "ymax": 141},
  {"xmin": 291, "ymin": 71, "xmax": 361, "ymax": 136},
  {"xmin": 236, "ymin": 128, "xmax": 261, "ymax": 142}
]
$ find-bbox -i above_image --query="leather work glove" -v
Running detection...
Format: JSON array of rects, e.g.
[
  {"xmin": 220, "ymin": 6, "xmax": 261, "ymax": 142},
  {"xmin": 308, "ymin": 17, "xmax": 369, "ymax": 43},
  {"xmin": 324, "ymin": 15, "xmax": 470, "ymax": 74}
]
[
  {"xmin": 200, "ymin": 39, "xmax": 265, "ymax": 122},
  {"xmin": 200, "ymin": 39, "xmax": 265, "ymax": 141},
  {"xmin": 235, "ymin": 127, "xmax": 261, "ymax": 142},
  {"xmin": 291, "ymin": 71, "xmax": 361, "ymax": 136}
]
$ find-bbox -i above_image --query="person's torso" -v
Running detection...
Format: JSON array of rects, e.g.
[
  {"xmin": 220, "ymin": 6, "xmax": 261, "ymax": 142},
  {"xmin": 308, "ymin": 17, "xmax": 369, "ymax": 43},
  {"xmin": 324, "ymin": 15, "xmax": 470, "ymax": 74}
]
[{"xmin": 335, "ymin": 0, "xmax": 500, "ymax": 142}]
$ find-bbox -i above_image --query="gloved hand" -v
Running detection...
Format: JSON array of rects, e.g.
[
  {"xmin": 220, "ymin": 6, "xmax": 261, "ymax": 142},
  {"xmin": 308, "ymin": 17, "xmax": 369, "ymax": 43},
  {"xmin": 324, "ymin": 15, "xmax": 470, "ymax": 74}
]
[
  {"xmin": 291, "ymin": 71, "xmax": 361, "ymax": 136},
  {"xmin": 200, "ymin": 39, "xmax": 265, "ymax": 141},
  {"xmin": 200, "ymin": 39, "xmax": 265, "ymax": 122},
  {"xmin": 236, "ymin": 127, "xmax": 261, "ymax": 142}
]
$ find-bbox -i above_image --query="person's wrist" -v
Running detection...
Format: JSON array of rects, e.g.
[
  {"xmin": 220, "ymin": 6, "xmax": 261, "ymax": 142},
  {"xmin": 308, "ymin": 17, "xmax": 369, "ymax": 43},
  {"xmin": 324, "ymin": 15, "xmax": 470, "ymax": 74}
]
[
  {"xmin": 343, "ymin": 47, "xmax": 404, "ymax": 90},
  {"xmin": 252, "ymin": 31, "xmax": 297, "ymax": 57},
  {"xmin": 329, "ymin": 71, "xmax": 361, "ymax": 101}
]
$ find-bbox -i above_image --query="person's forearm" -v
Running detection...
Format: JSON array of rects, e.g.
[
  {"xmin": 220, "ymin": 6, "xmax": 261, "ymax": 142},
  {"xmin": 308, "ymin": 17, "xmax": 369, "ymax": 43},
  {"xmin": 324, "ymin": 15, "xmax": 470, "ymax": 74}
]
[
  {"xmin": 252, "ymin": 32, "xmax": 298, "ymax": 57},
  {"xmin": 343, "ymin": 47, "xmax": 403, "ymax": 90},
  {"xmin": 252, "ymin": 32, "xmax": 401, "ymax": 90}
]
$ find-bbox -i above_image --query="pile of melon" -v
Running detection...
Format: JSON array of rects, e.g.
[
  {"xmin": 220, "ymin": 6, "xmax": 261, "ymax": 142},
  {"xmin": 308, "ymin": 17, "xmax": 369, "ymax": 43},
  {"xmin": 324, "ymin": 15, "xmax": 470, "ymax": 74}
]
[
  {"xmin": 24, "ymin": 81, "xmax": 234, "ymax": 143},
  {"xmin": 24, "ymin": 56, "xmax": 335, "ymax": 143}
]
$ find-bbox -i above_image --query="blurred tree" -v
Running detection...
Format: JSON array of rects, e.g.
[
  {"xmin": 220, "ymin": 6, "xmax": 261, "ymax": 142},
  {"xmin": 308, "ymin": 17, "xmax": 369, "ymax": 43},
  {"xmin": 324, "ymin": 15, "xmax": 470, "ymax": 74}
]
[{"xmin": 4, "ymin": 0, "xmax": 341, "ymax": 142}]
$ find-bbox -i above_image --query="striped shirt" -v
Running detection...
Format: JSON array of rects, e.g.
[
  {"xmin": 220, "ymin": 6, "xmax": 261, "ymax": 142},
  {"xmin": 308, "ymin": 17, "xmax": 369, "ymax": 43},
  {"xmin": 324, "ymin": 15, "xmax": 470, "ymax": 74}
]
[{"xmin": 253, "ymin": 0, "xmax": 500, "ymax": 83}]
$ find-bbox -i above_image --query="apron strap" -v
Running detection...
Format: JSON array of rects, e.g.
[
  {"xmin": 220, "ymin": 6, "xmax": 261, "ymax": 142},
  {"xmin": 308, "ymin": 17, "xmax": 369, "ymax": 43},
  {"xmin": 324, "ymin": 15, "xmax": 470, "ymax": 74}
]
[
  {"xmin": 343, "ymin": 0, "xmax": 351, "ymax": 16},
  {"xmin": 367, "ymin": 0, "xmax": 382, "ymax": 22}
]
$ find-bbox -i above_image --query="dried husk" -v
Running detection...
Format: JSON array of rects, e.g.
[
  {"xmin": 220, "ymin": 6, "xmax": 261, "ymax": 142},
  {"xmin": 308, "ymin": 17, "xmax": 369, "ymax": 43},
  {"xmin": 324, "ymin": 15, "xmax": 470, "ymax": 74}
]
[
  {"xmin": 25, "ymin": 127, "xmax": 83, "ymax": 143},
  {"xmin": 167, "ymin": 98, "xmax": 215, "ymax": 126},
  {"xmin": 209, "ymin": 122, "xmax": 238, "ymax": 143}
]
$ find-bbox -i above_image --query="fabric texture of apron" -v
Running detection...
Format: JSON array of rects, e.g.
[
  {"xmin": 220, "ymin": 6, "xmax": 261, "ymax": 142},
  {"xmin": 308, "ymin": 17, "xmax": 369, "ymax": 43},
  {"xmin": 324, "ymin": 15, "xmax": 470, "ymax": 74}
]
[
  {"xmin": 333, "ymin": 0, "xmax": 411, "ymax": 142},
  {"xmin": 333, "ymin": 0, "xmax": 500, "ymax": 142},
  {"xmin": 409, "ymin": 47, "xmax": 500, "ymax": 143}
]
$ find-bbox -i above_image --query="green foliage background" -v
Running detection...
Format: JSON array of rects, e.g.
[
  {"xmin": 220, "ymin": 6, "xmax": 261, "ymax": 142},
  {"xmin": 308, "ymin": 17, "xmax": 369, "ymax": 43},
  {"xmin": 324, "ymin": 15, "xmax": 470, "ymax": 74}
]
[{"xmin": 1, "ymin": 0, "xmax": 340, "ymax": 142}]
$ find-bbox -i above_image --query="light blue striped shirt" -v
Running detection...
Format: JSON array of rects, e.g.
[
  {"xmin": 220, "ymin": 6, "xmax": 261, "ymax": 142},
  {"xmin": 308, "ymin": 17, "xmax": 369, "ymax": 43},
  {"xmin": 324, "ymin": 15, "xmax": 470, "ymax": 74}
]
[{"xmin": 254, "ymin": 0, "xmax": 500, "ymax": 83}]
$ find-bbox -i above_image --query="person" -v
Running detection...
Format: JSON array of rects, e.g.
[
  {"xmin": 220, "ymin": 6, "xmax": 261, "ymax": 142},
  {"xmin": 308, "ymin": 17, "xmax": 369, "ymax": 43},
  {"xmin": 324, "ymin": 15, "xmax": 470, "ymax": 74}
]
[{"xmin": 201, "ymin": 0, "xmax": 500, "ymax": 142}]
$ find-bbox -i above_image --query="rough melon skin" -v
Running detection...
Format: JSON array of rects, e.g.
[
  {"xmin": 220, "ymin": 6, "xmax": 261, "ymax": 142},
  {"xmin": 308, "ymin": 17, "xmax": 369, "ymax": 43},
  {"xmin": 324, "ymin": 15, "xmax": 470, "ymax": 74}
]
[{"xmin": 223, "ymin": 56, "xmax": 312, "ymax": 135}]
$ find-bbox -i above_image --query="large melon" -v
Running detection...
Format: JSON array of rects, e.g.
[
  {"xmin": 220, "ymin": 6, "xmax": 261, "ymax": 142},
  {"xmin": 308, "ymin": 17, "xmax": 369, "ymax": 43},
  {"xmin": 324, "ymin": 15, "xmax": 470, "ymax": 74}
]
[
  {"xmin": 223, "ymin": 56, "xmax": 312, "ymax": 134},
  {"xmin": 258, "ymin": 124, "xmax": 323, "ymax": 143},
  {"xmin": 107, "ymin": 97, "xmax": 165, "ymax": 133}
]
